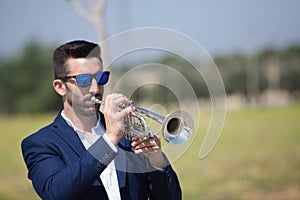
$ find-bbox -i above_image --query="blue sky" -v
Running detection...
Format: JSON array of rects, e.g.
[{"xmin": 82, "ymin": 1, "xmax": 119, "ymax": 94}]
[{"xmin": 1, "ymin": 0, "xmax": 300, "ymax": 58}]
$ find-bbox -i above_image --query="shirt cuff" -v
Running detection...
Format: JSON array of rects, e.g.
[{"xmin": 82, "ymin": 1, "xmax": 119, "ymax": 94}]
[{"xmin": 102, "ymin": 133, "xmax": 118, "ymax": 153}]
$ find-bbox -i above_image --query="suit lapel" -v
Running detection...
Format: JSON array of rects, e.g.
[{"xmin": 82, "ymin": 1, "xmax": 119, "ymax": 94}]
[
  {"xmin": 116, "ymin": 137, "xmax": 133, "ymax": 189},
  {"xmin": 51, "ymin": 112, "xmax": 86, "ymax": 156},
  {"xmin": 100, "ymin": 113, "xmax": 128, "ymax": 189},
  {"xmin": 51, "ymin": 112, "xmax": 129, "ymax": 189},
  {"xmin": 115, "ymin": 146, "xmax": 127, "ymax": 189}
]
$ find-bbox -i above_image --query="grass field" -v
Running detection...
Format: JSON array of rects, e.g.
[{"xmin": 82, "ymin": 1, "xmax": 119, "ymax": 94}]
[{"xmin": 0, "ymin": 104, "xmax": 299, "ymax": 199}]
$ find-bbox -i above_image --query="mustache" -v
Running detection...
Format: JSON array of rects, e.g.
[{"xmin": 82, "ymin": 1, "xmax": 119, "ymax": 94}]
[{"xmin": 92, "ymin": 93, "xmax": 102, "ymax": 100}]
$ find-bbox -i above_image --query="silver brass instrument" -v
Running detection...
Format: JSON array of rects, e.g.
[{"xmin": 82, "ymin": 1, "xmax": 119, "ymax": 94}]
[{"xmin": 91, "ymin": 96, "xmax": 194, "ymax": 144}]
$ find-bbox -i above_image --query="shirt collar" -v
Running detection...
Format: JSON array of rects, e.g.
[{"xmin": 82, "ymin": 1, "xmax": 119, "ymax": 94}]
[{"xmin": 61, "ymin": 110, "xmax": 103, "ymax": 137}]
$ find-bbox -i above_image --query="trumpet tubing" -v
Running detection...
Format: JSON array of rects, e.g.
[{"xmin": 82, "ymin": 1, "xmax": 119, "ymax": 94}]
[{"xmin": 91, "ymin": 96, "xmax": 194, "ymax": 144}]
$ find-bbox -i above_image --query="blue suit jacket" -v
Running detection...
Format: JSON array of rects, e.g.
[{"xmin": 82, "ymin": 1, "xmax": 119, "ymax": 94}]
[{"xmin": 21, "ymin": 112, "xmax": 182, "ymax": 200}]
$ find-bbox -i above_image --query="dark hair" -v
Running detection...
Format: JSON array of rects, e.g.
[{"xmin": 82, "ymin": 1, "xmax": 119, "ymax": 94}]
[{"xmin": 53, "ymin": 40, "xmax": 102, "ymax": 79}]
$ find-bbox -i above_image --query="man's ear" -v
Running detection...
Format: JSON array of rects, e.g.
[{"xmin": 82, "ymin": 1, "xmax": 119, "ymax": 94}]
[{"xmin": 53, "ymin": 79, "xmax": 66, "ymax": 96}]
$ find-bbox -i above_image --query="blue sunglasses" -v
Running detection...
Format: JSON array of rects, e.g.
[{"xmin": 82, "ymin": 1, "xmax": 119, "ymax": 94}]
[{"xmin": 59, "ymin": 71, "xmax": 110, "ymax": 87}]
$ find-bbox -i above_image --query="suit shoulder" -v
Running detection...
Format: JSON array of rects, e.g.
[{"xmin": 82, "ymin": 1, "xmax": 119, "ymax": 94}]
[
  {"xmin": 21, "ymin": 122, "xmax": 56, "ymax": 146},
  {"xmin": 22, "ymin": 113, "xmax": 63, "ymax": 144}
]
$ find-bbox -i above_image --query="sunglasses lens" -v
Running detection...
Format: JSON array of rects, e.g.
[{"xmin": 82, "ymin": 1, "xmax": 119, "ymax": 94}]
[
  {"xmin": 74, "ymin": 72, "xmax": 110, "ymax": 87},
  {"xmin": 96, "ymin": 71, "xmax": 110, "ymax": 85},
  {"xmin": 76, "ymin": 74, "xmax": 92, "ymax": 87}
]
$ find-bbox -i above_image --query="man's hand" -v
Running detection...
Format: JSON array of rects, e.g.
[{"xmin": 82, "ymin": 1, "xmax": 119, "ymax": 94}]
[
  {"xmin": 131, "ymin": 135, "xmax": 165, "ymax": 168},
  {"xmin": 103, "ymin": 93, "xmax": 133, "ymax": 146}
]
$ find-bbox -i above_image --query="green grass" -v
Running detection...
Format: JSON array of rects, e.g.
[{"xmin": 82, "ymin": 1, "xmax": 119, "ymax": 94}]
[
  {"xmin": 174, "ymin": 104, "xmax": 300, "ymax": 199},
  {"xmin": 0, "ymin": 114, "xmax": 57, "ymax": 199},
  {"xmin": 0, "ymin": 104, "xmax": 300, "ymax": 199}
]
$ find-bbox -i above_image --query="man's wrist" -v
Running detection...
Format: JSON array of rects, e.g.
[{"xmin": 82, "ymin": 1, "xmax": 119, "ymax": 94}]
[
  {"xmin": 105, "ymin": 131, "xmax": 122, "ymax": 147},
  {"xmin": 102, "ymin": 133, "xmax": 118, "ymax": 153},
  {"xmin": 148, "ymin": 153, "xmax": 166, "ymax": 169}
]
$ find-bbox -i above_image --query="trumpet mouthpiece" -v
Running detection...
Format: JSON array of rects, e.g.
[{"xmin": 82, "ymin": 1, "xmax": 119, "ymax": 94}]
[{"xmin": 91, "ymin": 96, "xmax": 105, "ymax": 105}]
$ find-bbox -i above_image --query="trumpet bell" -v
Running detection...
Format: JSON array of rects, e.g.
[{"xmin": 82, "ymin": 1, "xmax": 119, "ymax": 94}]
[{"xmin": 162, "ymin": 110, "xmax": 194, "ymax": 144}]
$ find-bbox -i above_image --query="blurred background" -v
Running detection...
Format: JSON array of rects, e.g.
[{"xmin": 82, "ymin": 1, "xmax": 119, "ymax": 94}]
[{"xmin": 0, "ymin": 0, "xmax": 300, "ymax": 199}]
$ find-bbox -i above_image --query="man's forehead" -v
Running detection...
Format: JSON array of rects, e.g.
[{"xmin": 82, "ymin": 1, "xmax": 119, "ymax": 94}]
[
  {"xmin": 70, "ymin": 57, "xmax": 101, "ymax": 64},
  {"xmin": 67, "ymin": 57, "xmax": 102, "ymax": 72},
  {"xmin": 75, "ymin": 58, "xmax": 88, "ymax": 64}
]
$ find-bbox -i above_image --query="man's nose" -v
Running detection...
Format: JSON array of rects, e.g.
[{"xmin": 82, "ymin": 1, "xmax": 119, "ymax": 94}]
[{"xmin": 89, "ymin": 78, "xmax": 100, "ymax": 94}]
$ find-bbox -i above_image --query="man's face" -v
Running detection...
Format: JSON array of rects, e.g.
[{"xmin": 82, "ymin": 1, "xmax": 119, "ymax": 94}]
[{"xmin": 64, "ymin": 57, "xmax": 104, "ymax": 117}]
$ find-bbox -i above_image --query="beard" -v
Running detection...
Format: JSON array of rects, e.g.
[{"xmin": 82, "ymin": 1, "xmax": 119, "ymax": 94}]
[
  {"xmin": 73, "ymin": 96, "xmax": 98, "ymax": 117},
  {"xmin": 65, "ymin": 89, "xmax": 99, "ymax": 119}
]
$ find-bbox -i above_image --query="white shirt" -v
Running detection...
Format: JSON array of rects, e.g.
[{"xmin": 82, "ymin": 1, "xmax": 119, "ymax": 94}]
[{"xmin": 61, "ymin": 111, "xmax": 121, "ymax": 200}]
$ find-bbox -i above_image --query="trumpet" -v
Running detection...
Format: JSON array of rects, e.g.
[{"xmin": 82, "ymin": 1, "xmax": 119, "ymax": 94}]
[{"xmin": 91, "ymin": 96, "xmax": 194, "ymax": 144}]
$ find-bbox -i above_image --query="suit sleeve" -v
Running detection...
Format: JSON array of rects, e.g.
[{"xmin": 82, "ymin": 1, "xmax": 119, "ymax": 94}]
[
  {"xmin": 21, "ymin": 131, "xmax": 116, "ymax": 200},
  {"xmin": 147, "ymin": 155, "xmax": 182, "ymax": 200}
]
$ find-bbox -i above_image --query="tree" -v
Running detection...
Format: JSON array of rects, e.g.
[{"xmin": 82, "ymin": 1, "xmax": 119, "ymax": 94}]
[
  {"xmin": 0, "ymin": 41, "xmax": 60, "ymax": 113},
  {"xmin": 67, "ymin": 0, "xmax": 109, "ymax": 64}
]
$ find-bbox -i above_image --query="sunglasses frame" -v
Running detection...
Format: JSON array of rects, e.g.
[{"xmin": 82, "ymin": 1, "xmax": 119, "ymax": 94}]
[{"xmin": 58, "ymin": 71, "xmax": 110, "ymax": 87}]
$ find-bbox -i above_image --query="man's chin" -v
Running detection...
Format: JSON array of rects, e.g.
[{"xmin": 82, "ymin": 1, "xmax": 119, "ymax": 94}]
[
  {"xmin": 86, "ymin": 106, "xmax": 99, "ymax": 115},
  {"xmin": 77, "ymin": 105, "xmax": 98, "ymax": 118}
]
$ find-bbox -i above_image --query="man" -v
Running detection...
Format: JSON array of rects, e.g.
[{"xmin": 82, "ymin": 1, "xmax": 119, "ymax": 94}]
[{"xmin": 21, "ymin": 40, "xmax": 182, "ymax": 200}]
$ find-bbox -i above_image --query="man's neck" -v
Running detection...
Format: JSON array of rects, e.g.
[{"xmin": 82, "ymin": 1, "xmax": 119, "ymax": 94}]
[{"xmin": 63, "ymin": 109, "xmax": 98, "ymax": 132}]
